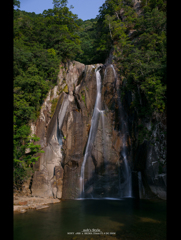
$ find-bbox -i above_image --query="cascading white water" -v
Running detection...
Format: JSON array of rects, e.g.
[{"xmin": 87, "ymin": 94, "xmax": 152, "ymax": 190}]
[
  {"xmin": 79, "ymin": 64, "xmax": 132, "ymax": 199},
  {"xmin": 100, "ymin": 111, "xmax": 106, "ymax": 164},
  {"xmin": 110, "ymin": 64, "xmax": 132, "ymax": 198},
  {"xmin": 80, "ymin": 68, "xmax": 103, "ymax": 196}
]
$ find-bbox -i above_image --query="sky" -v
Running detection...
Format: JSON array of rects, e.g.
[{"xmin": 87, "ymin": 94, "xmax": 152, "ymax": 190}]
[{"xmin": 18, "ymin": 0, "xmax": 105, "ymax": 21}]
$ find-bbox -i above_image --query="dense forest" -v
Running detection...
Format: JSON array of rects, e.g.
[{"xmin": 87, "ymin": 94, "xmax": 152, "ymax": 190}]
[{"xmin": 13, "ymin": 0, "xmax": 166, "ymax": 189}]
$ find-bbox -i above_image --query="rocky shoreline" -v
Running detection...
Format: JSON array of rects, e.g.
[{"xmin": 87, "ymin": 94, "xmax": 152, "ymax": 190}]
[{"xmin": 13, "ymin": 195, "xmax": 60, "ymax": 213}]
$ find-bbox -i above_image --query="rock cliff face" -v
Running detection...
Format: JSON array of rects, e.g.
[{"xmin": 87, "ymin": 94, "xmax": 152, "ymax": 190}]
[
  {"xmin": 131, "ymin": 115, "xmax": 167, "ymax": 200},
  {"xmin": 110, "ymin": 63, "xmax": 167, "ymax": 200},
  {"xmin": 31, "ymin": 61, "xmax": 99, "ymax": 198},
  {"xmin": 30, "ymin": 60, "xmax": 166, "ymax": 200}
]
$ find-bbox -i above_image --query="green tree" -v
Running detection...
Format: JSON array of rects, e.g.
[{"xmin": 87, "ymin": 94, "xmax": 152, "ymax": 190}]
[
  {"xmin": 113, "ymin": 3, "xmax": 166, "ymax": 115},
  {"xmin": 13, "ymin": 2, "xmax": 82, "ymax": 189},
  {"xmin": 13, "ymin": 121, "xmax": 44, "ymax": 189},
  {"xmin": 94, "ymin": 0, "xmax": 166, "ymax": 116},
  {"xmin": 75, "ymin": 19, "xmax": 98, "ymax": 64},
  {"xmin": 13, "ymin": 0, "xmax": 20, "ymax": 8},
  {"xmin": 53, "ymin": 0, "xmax": 68, "ymax": 9}
]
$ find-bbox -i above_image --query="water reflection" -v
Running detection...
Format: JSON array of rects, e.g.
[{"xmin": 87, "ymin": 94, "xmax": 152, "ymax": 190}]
[{"xmin": 14, "ymin": 198, "xmax": 166, "ymax": 240}]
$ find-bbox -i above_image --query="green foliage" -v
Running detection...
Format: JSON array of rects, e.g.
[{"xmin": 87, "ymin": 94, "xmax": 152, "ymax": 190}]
[
  {"xmin": 63, "ymin": 84, "xmax": 68, "ymax": 93},
  {"xmin": 53, "ymin": 0, "xmax": 68, "ymax": 9},
  {"xmin": 47, "ymin": 48, "xmax": 56, "ymax": 56},
  {"xmin": 50, "ymin": 97, "xmax": 59, "ymax": 117},
  {"xmin": 137, "ymin": 124, "xmax": 152, "ymax": 144},
  {"xmin": 106, "ymin": 1, "xmax": 167, "ymax": 116},
  {"xmin": 74, "ymin": 19, "xmax": 98, "ymax": 64},
  {"xmin": 81, "ymin": 90, "xmax": 86, "ymax": 107},
  {"xmin": 13, "ymin": 4, "xmax": 82, "ymax": 189},
  {"xmin": 13, "ymin": 123, "xmax": 44, "ymax": 189},
  {"xmin": 89, "ymin": 0, "xmax": 166, "ymax": 117},
  {"xmin": 141, "ymin": 0, "xmax": 167, "ymax": 11},
  {"xmin": 13, "ymin": 0, "xmax": 20, "ymax": 8}
]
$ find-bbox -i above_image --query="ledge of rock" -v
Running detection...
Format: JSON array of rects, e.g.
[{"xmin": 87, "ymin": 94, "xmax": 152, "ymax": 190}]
[
  {"xmin": 13, "ymin": 195, "xmax": 60, "ymax": 213},
  {"xmin": 35, "ymin": 205, "xmax": 49, "ymax": 210}
]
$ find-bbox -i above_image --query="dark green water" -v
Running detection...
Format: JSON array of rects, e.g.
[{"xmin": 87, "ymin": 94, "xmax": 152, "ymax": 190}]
[{"xmin": 13, "ymin": 198, "xmax": 166, "ymax": 240}]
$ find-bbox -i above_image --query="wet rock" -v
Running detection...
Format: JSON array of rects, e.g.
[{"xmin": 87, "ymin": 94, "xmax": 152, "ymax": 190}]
[
  {"xmin": 13, "ymin": 196, "xmax": 60, "ymax": 212},
  {"xmin": 14, "ymin": 206, "xmax": 20, "ymax": 212},
  {"xmin": 20, "ymin": 209, "xmax": 26, "ymax": 213},
  {"xmin": 36, "ymin": 205, "xmax": 49, "ymax": 210},
  {"xmin": 55, "ymin": 166, "xmax": 64, "ymax": 198}
]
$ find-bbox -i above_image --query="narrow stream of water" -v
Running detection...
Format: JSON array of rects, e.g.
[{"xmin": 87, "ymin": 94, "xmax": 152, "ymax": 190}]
[
  {"xmin": 80, "ymin": 68, "xmax": 103, "ymax": 196},
  {"xmin": 80, "ymin": 65, "xmax": 132, "ymax": 199}
]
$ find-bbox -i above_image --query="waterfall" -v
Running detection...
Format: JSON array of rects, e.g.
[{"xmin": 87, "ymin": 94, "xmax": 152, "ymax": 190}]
[
  {"xmin": 110, "ymin": 64, "xmax": 132, "ymax": 198},
  {"xmin": 80, "ymin": 68, "xmax": 103, "ymax": 196},
  {"xmin": 79, "ymin": 64, "xmax": 132, "ymax": 199},
  {"xmin": 100, "ymin": 111, "xmax": 107, "ymax": 165}
]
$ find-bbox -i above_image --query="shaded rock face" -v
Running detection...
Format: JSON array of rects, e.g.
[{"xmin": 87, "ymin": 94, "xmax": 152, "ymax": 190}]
[
  {"xmin": 111, "ymin": 66, "xmax": 167, "ymax": 199},
  {"xmin": 133, "ymin": 119, "xmax": 167, "ymax": 200},
  {"xmin": 30, "ymin": 60, "xmax": 166, "ymax": 200}
]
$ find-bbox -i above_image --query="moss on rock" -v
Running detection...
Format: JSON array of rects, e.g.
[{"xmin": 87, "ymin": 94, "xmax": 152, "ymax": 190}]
[{"xmin": 50, "ymin": 97, "xmax": 59, "ymax": 118}]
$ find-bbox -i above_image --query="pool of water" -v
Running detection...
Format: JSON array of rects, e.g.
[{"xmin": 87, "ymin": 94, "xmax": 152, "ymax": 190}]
[{"xmin": 13, "ymin": 198, "xmax": 166, "ymax": 240}]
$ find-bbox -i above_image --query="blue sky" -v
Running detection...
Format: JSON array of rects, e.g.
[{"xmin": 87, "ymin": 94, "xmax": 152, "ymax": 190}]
[{"xmin": 18, "ymin": 0, "xmax": 105, "ymax": 21}]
